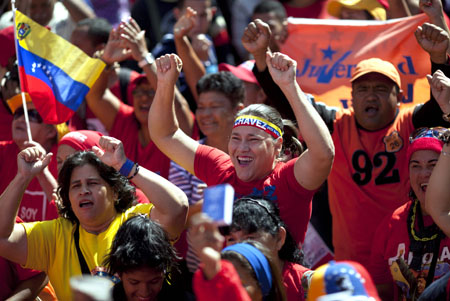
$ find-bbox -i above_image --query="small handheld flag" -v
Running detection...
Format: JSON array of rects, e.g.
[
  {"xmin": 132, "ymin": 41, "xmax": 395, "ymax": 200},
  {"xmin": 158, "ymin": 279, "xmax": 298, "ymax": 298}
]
[{"xmin": 14, "ymin": 10, "xmax": 105, "ymax": 124}]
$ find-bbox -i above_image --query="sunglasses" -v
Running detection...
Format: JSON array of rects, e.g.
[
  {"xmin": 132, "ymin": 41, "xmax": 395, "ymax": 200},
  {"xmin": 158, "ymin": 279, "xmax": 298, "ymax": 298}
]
[
  {"xmin": 13, "ymin": 107, "xmax": 43, "ymax": 123},
  {"xmin": 410, "ymin": 127, "xmax": 450, "ymax": 144}
]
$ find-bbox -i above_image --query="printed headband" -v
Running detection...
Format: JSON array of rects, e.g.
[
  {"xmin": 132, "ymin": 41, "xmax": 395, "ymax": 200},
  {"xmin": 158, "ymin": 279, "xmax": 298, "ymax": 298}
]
[
  {"xmin": 234, "ymin": 115, "xmax": 283, "ymax": 139},
  {"xmin": 222, "ymin": 243, "xmax": 273, "ymax": 296}
]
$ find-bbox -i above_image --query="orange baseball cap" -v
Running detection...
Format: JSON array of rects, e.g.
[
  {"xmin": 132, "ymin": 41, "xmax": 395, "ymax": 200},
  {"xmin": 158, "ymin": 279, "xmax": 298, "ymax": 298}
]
[{"xmin": 351, "ymin": 58, "xmax": 401, "ymax": 88}]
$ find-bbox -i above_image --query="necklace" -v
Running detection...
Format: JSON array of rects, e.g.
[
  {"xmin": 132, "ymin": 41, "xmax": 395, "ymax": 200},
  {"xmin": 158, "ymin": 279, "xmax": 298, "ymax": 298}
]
[{"xmin": 409, "ymin": 200, "xmax": 439, "ymax": 242}]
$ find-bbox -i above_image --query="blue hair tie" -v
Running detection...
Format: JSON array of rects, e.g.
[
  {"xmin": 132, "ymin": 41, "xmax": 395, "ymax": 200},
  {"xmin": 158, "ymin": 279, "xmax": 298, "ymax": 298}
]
[{"xmin": 222, "ymin": 243, "xmax": 273, "ymax": 296}]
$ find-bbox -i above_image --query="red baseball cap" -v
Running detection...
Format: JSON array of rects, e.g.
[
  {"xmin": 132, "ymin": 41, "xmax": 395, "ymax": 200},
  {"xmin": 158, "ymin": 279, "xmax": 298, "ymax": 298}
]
[{"xmin": 219, "ymin": 60, "xmax": 259, "ymax": 85}]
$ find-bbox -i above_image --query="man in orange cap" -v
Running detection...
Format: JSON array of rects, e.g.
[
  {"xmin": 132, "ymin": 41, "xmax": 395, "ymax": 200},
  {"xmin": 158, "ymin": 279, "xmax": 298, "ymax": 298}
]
[{"xmin": 242, "ymin": 18, "xmax": 450, "ymax": 269}]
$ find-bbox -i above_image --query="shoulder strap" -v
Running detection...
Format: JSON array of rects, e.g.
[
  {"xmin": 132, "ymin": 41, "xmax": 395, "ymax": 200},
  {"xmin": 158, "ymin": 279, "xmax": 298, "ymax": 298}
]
[{"xmin": 74, "ymin": 224, "xmax": 91, "ymax": 275}]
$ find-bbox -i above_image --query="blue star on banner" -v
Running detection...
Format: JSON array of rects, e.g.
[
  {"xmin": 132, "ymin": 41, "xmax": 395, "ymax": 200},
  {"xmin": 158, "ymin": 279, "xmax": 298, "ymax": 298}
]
[{"xmin": 321, "ymin": 46, "xmax": 337, "ymax": 60}]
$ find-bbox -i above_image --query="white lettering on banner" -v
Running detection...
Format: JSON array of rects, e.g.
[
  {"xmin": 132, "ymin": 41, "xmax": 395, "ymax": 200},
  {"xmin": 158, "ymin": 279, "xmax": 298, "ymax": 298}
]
[
  {"xmin": 441, "ymin": 247, "xmax": 450, "ymax": 262},
  {"xmin": 20, "ymin": 190, "xmax": 47, "ymax": 221},
  {"xmin": 20, "ymin": 207, "xmax": 38, "ymax": 221}
]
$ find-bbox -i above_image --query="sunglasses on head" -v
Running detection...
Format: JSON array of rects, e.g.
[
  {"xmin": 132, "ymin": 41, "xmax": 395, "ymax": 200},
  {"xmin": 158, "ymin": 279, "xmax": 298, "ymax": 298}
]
[
  {"xmin": 410, "ymin": 127, "xmax": 450, "ymax": 144},
  {"xmin": 13, "ymin": 107, "xmax": 43, "ymax": 123}
]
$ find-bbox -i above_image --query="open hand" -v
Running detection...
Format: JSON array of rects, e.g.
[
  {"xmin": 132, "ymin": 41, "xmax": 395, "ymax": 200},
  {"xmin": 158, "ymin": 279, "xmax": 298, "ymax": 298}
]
[{"xmin": 118, "ymin": 17, "xmax": 149, "ymax": 63}]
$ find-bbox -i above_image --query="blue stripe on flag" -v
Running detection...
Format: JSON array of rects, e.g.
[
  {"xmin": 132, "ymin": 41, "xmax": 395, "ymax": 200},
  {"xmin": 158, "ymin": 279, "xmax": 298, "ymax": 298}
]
[{"xmin": 18, "ymin": 45, "xmax": 89, "ymax": 112}]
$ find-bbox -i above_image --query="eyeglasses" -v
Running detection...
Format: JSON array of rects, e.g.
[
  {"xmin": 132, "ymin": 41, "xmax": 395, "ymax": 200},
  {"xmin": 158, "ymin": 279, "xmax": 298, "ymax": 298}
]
[
  {"xmin": 132, "ymin": 89, "xmax": 155, "ymax": 98},
  {"xmin": 13, "ymin": 107, "xmax": 43, "ymax": 123},
  {"xmin": 410, "ymin": 127, "xmax": 450, "ymax": 144}
]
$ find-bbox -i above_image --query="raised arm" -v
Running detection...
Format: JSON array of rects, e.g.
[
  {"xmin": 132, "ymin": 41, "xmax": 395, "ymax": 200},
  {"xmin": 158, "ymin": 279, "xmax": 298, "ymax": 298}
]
[
  {"xmin": 173, "ymin": 7, "xmax": 206, "ymax": 102},
  {"xmin": 242, "ymin": 19, "xmax": 271, "ymax": 72},
  {"xmin": 119, "ymin": 18, "xmax": 194, "ymax": 135},
  {"xmin": 424, "ymin": 71, "xmax": 450, "ymax": 236},
  {"xmin": 266, "ymin": 52, "xmax": 334, "ymax": 190},
  {"xmin": 61, "ymin": 0, "xmax": 95, "ymax": 22},
  {"xmin": 419, "ymin": 0, "xmax": 450, "ymax": 40},
  {"xmin": 93, "ymin": 136, "xmax": 188, "ymax": 240},
  {"xmin": 413, "ymin": 22, "xmax": 450, "ymax": 127},
  {"xmin": 0, "ymin": 147, "xmax": 52, "ymax": 265},
  {"xmin": 85, "ymin": 27, "xmax": 127, "ymax": 131},
  {"xmin": 149, "ymin": 54, "xmax": 199, "ymax": 175}
]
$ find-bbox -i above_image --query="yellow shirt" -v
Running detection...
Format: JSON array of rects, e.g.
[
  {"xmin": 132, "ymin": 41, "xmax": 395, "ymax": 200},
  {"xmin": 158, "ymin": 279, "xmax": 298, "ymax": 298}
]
[{"xmin": 23, "ymin": 203, "xmax": 153, "ymax": 300}]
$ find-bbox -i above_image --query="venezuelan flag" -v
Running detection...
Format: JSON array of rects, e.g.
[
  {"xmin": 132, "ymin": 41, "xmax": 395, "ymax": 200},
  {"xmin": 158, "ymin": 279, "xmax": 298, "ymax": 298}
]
[{"xmin": 15, "ymin": 10, "xmax": 105, "ymax": 124}]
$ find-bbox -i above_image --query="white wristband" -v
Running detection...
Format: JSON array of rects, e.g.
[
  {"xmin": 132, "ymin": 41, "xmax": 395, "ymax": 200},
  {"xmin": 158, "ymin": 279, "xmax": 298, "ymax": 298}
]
[{"xmin": 138, "ymin": 53, "xmax": 154, "ymax": 68}]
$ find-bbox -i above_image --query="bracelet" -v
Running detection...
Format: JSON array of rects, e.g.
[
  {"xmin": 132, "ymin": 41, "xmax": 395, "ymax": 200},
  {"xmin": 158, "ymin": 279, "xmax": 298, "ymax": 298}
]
[
  {"xmin": 128, "ymin": 163, "xmax": 140, "ymax": 180},
  {"xmin": 119, "ymin": 159, "xmax": 134, "ymax": 177},
  {"xmin": 443, "ymin": 112, "xmax": 450, "ymax": 122},
  {"xmin": 138, "ymin": 52, "xmax": 154, "ymax": 68}
]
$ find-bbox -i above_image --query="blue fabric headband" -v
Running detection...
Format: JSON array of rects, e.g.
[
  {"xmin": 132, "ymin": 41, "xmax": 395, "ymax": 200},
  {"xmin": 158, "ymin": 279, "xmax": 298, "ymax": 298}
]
[{"xmin": 222, "ymin": 243, "xmax": 273, "ymax": 296}]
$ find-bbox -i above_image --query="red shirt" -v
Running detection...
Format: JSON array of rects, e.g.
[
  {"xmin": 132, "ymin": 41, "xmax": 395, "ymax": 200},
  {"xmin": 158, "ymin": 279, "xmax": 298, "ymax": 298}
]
[
  {"xmin": 328, "ymin": 108, "xmax": 415, "ymax": 267},
  {"xmin": 194, "ymin": 144, "xmax": 315, "ymax": 244},
  {"xmin": 0, "ymin": 141, "xmax": 58, "ymax": 222},
  {"xmin": 283, "ymin": 262, "xmax": 311, "ymax": 301},
  {"xmin": 369, "ymin": 201, "xmax": 450, "ymax": 300},
  {"xmin": 109, "ymin": 103, "xmax": 170, "ymax": 179}
]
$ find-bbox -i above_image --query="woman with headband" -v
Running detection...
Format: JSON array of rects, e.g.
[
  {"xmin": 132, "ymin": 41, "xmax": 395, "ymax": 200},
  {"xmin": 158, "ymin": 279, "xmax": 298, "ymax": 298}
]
[
  {"xmin": 149, "ymin": 52, "xmax": 334, "ymax": 245},
  {"xmin": 369, "ymin": 127, "xmax": 450, "ymax": 300}
]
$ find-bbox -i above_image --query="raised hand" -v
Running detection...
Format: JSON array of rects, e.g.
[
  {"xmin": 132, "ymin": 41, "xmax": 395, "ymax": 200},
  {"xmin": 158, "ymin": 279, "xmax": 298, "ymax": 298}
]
[
  {"xmin": 174, "ymin": 6, "xmax": 197, "ymax": 39},
  {"xmin": 266, "ymin": 52, "xmax": 297, "ymax": 87},
  {"xmin": 17, "ymin": 146, "xmax": 52, "ymax": 180},
  {"xmin": 92, "ymin": 136, "xmax": 127, "ymax": 171},
  {"xmin": 155, "ymin": 54, "xmax": 183, "ymax": 86},
  {"xmin": 191, "ymin": 34, "xmax": 212, "ymax": 61},
  {"xmin": 188, "ymin": 213, "xmax": 224, "ymax": 279},
  {"xmin": 101, "ymin": 27, "xmax": 131, "ymax": 65},
  {"xmin": 419, "ymin": 0, "xmax": 444, "ymax": 23},
  {"xmin": 242, "ymin": 19, "xmax": 272, "ymax": 57},
  {"xmin": 117, "ymin": 17, "xmax": 149, "ymax": 62},
  {"xmin": 427, "ymin": 69, "xmax": 450, "ymax": 114},
  {"xmin": 415, "ymin": 23, "xmax": 449, "ymax": 64}
]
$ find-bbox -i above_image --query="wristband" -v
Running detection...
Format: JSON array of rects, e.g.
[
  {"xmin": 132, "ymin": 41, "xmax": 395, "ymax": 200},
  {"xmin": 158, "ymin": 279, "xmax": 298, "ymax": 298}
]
[
  {"xmin": 119, "ymin": 159, "xmax": 134, "ymax": 177},
  {"xmin": 128, "ymin": 163, "xmax": 140, "ymax": 180},
  {"xmin": 138, "ymin": 52, "xmax": 154, "ymax": 68}
]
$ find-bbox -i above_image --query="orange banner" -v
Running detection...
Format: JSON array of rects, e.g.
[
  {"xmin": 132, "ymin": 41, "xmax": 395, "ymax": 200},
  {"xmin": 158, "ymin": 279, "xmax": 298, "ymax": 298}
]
[{"xmin": 281, "ymin": 14, "xmax": 431, "ymax": 109}]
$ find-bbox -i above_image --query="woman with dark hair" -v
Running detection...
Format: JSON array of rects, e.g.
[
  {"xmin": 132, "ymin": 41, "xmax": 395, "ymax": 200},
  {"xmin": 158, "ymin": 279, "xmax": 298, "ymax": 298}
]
[
  {"xmin": 104, "ymin": 214, "xmax": 189, "ymax": 300},
  {"xmin": 190, "ymin": 213, "xmax": 287, "ymax": 300},
  {"xmin": 149, "ymin": 52, "xmax": 334, "ymax": 246},
  {"xmin": 227, "ymin": 197, "xmax": 312, "ymax": 300},
  {"xmin": 369, "ymin": 127, "xmax": 450, "ymax": 300},
  {"xmin": 0, "ymin": 136, "xmax": 188, "ymax": 300}
]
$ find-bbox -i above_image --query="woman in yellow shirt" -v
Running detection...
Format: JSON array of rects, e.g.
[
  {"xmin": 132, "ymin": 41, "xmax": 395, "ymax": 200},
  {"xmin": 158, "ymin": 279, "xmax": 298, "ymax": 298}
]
[{"xmin": 0, "ymin": 136, "xmax": 188, "ymax": 299}]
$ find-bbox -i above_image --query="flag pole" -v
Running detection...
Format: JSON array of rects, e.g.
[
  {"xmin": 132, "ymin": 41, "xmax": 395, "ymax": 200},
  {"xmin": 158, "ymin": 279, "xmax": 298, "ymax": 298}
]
[{"xmin": 11, "ymin": 0, "xmax": 33, "ymax": 143}]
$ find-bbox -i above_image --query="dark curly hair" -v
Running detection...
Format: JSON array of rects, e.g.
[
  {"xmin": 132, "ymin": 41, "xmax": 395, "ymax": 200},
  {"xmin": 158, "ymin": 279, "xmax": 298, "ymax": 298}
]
[
  {"xmin": 230, "ymin": 197, "xmax": 305, "ymax": 266},
  {"xmin": 57, "ymin": 151, "xmax": 136, "ymax": 224},
  {"xmin": 196, "ymin": 71, "xmax": 245, "ymax": 108},
  {"xmin": 103, "ymin": 214, "xmax": 179, "ymax": 276}
]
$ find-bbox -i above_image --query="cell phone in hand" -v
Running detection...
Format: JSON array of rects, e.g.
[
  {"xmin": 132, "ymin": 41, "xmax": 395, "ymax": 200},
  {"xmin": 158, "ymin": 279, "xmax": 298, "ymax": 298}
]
[{"xmin": 202, "ymin": 184, "xmax": 234, "ymax": 228}]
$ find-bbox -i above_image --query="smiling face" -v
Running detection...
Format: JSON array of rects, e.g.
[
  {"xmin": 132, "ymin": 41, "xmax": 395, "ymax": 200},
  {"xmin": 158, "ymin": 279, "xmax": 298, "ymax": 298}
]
[
  {"xmin": 68, "ymin": 164, "xmax": 117, "ymax": 232},
  {"xmin": 409, "ymin": 150, "xmax": 440, "ymax": 214},
  {"xmin": 351, "ymin": 73, "xmax": 401, "ymax": 131},
  {"xmin": 196, "ymin": 91, "xmax": 237, "ymax": 138},
  {"xmin": 228, "ymin": 125, "xmax": 282, "ymax": 182},
  {"xmin": 132, "ymin": 82, "xmax": 155, "ymax": 126},
  {"xmin": 121, "ymin": 267, "xmax": 165, "ymax": 301}
]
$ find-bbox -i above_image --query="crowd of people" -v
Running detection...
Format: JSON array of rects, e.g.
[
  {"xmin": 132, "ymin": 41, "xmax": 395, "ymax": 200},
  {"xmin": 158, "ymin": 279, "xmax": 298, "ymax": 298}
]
[{"xmin": 2, "ymin": 0, "xmax": 450, "ymax": 300}]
